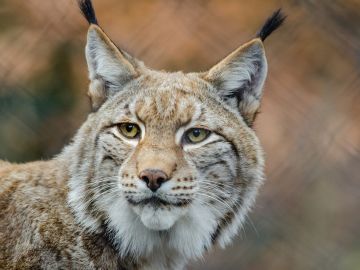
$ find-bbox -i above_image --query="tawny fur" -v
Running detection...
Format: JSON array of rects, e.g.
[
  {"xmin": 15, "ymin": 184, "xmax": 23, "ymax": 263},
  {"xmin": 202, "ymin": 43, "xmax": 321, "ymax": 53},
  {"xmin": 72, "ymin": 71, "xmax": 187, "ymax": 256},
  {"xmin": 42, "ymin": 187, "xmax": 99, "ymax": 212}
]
[{"xmin": 0, "ymin": 2, "xmax": 285, "ymax": 269}]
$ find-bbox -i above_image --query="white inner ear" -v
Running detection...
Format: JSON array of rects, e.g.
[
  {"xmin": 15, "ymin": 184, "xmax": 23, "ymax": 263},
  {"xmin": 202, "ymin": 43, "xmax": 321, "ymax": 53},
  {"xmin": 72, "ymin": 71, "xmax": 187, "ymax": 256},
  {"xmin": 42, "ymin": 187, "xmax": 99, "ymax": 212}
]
[
  {"xmin": 206, "ymin": 40, "xmax": 268, "ymax": 118},
  {"xmin": 220, "ymin": 51, "xmax": 267, "ymax": 99},
  {"xmin": 85, "ymin": 26, "xmax": 136, "ymax": 91}
]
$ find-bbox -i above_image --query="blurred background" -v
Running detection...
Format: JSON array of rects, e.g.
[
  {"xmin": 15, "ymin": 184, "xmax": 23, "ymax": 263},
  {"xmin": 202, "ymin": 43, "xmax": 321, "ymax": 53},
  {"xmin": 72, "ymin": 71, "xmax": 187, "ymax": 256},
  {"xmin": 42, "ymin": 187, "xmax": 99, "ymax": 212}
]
[{"xmin": 0, "ymin": 0, "xmax": 359, "ymax": 269}]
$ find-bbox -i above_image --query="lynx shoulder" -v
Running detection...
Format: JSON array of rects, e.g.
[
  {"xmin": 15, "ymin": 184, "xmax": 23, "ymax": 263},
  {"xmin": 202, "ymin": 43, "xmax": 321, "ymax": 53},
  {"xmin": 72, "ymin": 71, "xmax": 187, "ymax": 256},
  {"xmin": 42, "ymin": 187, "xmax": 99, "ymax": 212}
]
[{"xmin": 0, "ymin": 1, "xmax": 285, "ymax": 269}]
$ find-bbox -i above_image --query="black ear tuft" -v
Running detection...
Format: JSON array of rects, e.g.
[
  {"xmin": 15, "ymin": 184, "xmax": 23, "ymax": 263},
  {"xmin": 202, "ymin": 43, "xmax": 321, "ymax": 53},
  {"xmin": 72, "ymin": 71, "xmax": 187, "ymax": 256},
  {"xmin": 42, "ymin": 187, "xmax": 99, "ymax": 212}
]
[
  {"xmin": 78, "ymin": 0, "xmax": 98, "ymax": 25},
  {"xmin": 256, "ymin": 9, "xmax": 286, "ymax": 42}
]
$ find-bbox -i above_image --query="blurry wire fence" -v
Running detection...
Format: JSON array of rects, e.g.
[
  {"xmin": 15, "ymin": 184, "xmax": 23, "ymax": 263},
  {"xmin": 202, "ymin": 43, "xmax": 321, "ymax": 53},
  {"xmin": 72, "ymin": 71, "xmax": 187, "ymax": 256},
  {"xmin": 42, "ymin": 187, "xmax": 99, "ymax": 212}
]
[{"xmin": 0, "ymin": 0, "xmax": 359, "ymax": 269}]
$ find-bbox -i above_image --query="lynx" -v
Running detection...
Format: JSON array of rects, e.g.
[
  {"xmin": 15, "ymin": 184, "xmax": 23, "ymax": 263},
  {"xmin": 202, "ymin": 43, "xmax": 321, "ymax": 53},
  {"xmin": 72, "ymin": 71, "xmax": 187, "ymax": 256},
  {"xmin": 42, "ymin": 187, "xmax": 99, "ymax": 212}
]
[{"xmin": 0, "ymin": 1, "xmax": 285, "ymax": 269}]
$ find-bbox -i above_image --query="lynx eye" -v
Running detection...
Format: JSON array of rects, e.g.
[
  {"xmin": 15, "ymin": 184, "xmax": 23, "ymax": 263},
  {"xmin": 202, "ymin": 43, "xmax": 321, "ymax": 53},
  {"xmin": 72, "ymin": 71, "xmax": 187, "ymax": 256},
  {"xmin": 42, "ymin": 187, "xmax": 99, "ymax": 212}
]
[
  {"xmin": 184, "ymin": 128, "xmax": 210, "ymax": 144},
  {"xmin": 118, "ymin": 123, "xmax": 140, "ymax": 139}
]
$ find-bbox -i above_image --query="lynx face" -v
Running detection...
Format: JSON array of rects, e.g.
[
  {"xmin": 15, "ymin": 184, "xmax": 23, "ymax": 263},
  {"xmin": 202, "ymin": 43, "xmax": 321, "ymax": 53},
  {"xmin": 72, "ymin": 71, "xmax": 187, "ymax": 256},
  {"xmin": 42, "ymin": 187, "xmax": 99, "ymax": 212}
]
[
  {"xmin": 95, "ymin": 72, "xmax": 252, "ymax": 232},
  {"xmin": 67, "ymin": 2, "xmax": 284, "ymax": 263}
]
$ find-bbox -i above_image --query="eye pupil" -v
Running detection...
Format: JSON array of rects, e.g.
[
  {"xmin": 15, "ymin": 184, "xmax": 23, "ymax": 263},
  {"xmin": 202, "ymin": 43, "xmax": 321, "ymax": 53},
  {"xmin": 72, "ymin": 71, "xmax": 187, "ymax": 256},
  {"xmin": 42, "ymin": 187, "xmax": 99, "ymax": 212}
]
[
  {"xmin": 126, "ymin": 124, "xmax": 133, "ymax": 132},
  {"xmin": 193, "ymin": 129, "xmax": 200, "ymax": 137}
]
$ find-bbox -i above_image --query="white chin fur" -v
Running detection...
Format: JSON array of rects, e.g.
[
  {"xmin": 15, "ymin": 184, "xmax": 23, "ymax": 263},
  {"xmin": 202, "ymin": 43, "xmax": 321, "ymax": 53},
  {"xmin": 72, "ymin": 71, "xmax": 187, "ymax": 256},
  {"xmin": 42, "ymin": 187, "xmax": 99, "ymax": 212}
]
[{"xmin": 133, "ymin": 204, "xmax": 187, "ymax": 231}]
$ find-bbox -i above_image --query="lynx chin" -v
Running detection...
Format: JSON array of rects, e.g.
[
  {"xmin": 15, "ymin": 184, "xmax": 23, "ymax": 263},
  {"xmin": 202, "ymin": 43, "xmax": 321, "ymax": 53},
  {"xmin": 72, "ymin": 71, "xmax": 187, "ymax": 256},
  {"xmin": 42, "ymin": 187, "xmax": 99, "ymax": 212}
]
[{"xmin": 0, "ymin": 1, "xmax": 285, "ymax": 269}]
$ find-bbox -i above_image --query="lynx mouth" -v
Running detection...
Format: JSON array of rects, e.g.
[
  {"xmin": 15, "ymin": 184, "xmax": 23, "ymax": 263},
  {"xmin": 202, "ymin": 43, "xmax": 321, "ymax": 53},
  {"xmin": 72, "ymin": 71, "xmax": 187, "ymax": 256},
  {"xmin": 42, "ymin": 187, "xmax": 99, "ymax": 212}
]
[
  {"xmin": 127, "ymin": 195, "xmax": 191, "ymax": 208},
  {"xmin": 128, "ymin": 195, "xmax": 191, "ymax": 231}
]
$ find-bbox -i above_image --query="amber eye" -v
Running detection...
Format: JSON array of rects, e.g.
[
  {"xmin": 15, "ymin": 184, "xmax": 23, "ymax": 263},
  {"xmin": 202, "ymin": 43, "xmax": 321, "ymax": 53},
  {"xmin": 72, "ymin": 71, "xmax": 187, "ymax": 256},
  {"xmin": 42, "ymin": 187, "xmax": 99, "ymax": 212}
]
[
  {"xmin": 185, "ymin": 128, "xmax": 210, "ymax": 144},
  {"xmin": 118, "ymin": 123, "xmax": 141, "ymax": 139}
]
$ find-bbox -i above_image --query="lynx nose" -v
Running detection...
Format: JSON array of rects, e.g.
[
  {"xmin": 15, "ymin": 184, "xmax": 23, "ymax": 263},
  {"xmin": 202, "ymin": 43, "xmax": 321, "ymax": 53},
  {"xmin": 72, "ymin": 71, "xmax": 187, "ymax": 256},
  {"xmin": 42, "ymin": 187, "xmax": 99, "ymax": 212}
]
[{"xmin": 139, "ymin": 169, "xmax": 169, "ymax": 192}]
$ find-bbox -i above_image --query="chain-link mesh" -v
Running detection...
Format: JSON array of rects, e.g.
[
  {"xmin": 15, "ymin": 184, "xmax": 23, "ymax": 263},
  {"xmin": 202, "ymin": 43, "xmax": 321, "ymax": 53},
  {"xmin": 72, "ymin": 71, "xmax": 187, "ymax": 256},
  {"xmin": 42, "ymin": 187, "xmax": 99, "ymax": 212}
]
[{"xmin": 0, "ymin": 0, "xmax": 359, "ymax": 269}]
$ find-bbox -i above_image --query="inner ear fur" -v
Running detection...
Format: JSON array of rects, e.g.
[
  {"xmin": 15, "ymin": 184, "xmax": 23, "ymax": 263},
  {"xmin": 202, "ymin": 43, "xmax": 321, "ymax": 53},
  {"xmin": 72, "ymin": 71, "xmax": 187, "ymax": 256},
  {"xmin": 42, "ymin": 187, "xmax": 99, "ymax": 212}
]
[
  {"xmin": 85, "ymin": 25, "xmax": 140, "ymax": 110},
  {"xmin": 203, "ymin": 38, "xmax": 268, "ymax": 127}
]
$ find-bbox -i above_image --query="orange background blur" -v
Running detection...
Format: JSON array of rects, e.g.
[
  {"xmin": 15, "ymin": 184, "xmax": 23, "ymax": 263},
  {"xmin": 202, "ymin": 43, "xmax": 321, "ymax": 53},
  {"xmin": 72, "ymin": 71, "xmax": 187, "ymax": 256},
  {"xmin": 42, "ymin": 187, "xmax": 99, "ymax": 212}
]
[{"xmin": 0, "ymin": 0, "xmax": 359, "ymax": 269}]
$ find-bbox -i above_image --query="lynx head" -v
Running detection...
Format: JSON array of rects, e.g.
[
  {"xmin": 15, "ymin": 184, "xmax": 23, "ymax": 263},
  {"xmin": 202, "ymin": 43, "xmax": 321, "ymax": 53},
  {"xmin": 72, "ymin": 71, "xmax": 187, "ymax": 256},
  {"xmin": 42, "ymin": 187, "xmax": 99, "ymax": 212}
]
[{"xmin": 67, "ymin": 0, "xmax": 285, "ymax": 262}]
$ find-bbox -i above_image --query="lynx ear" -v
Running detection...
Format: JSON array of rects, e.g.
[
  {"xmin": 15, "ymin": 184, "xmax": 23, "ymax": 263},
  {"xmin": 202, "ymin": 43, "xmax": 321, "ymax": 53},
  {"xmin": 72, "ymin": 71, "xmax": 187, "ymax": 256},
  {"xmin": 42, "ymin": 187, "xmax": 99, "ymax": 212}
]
[
  {"xmin": 78, "ymin": 0, "xmax": 139, "ymax": 110},
  {"xmin": 204, "ymin": 39, "xmax": 267, "ymax": 126},
  {"xmin": 204, "ymin": 9, "xmax": 285, "ymax": 126},
  {"xmin": 85, "ymin": 25, "xmax": 139, "ymax": 109}
]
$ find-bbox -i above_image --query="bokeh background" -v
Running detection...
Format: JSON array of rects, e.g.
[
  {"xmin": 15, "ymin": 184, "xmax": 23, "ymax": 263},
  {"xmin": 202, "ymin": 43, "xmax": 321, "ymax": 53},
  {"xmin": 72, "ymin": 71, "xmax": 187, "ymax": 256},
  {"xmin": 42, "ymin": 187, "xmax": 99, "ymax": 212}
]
[{"xmin": 0, "ymin": 0, "xmax": 359, "ymax": 269}]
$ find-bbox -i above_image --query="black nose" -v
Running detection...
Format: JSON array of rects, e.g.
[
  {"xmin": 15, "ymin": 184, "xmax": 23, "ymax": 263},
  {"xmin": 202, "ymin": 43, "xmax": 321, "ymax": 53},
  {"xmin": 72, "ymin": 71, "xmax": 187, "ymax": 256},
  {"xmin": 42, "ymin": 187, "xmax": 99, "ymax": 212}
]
[{"xmin": 139, "ymin": 169, "xmax": 169, "ymax": 192}]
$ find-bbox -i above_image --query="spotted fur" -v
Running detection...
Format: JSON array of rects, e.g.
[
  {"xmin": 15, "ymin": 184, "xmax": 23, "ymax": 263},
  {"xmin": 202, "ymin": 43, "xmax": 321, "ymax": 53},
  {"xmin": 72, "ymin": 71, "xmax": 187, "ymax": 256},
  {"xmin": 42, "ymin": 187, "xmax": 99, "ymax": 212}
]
[{"xmin": 0, "ymin": 1, "xmax": 284, "ymax": 269}]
